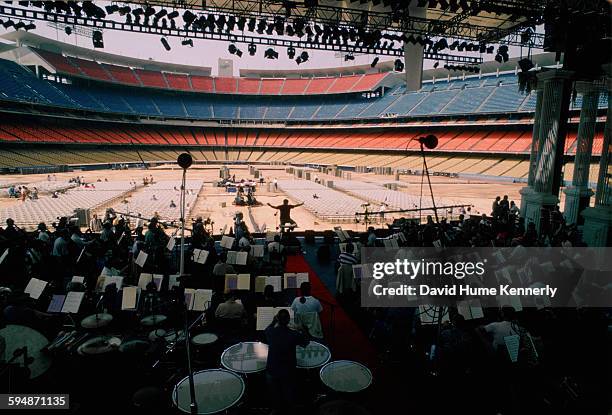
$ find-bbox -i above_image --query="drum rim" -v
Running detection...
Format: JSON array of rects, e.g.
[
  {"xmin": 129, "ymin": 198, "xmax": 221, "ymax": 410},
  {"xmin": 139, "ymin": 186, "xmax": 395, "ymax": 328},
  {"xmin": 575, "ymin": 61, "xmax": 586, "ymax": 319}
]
[
  {"xmin": 191, "ymin": 332, "xmax": 219, "ymax": 345},
  {"xmin": 296, "ymin": 341, "xmax": 331, "ymax": 369},
  {"xmin": 319, "ymin": 360, "xmax": 373, "ymax": 393},
  {"xmin": 140, "ymin": 314, "xmax": 167, "ymax": 324},
  {"xmin": 172, "ymin": 368, "xmax": 245, "ymax": 414},
  {"xmin": 220, "ymin": 341, "xmax": 269, "ymax": 374}
]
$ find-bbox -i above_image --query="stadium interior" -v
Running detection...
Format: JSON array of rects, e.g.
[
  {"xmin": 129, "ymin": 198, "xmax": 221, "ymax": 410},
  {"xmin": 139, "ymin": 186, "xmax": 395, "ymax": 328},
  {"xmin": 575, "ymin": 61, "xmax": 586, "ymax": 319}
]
[{"xmin": 0, "ymin": 1, "xmax": 610, "ymax": 415}]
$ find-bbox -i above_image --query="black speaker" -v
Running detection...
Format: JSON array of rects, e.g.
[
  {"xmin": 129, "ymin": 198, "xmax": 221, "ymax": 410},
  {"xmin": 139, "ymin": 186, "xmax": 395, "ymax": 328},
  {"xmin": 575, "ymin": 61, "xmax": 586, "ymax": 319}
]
[
  {"xmin": 177, "ymin": 153, "xmax": 193, "ymax": 169},
  {"xmin": 418, "ymin": 134, "xmax": 438, "ymax": 149}
]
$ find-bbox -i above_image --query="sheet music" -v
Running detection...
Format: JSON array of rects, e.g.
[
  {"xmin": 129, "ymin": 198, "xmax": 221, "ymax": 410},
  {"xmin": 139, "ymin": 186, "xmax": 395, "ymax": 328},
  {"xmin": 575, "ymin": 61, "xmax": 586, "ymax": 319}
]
[
  {"xmin": 335, "ymin": 228, "xmax": 347, "ymax": 242},
  {"xmin": 284, "ymin": 273, "xmax": 297, "ymax": 289},
  {"xmin": 153, "ymin": 274, "xmax": 164, "ymax": 291},
  {"xmin": 24, "ymin": 278, "xmax": 48, "ymax": 300},
  {"xmin": 121, "ymin": 286, "xmax": 139, "ymax": 310},
  {"xmin": 250, "ymin": 244, "xmax": 264, "ymax": 258},
  {"xmin": 237, "ymin": 274, "xmax": 250, "ymax": 290},
  {"xmin": 192, "ymin": 289, "xmax": 213, "ymax": 311},
  {"xmin": 352, "ymin": 265, "xmax": 363, "ymax": 280},
  {"xmin": 192, "ymin": 248, "xmax": 209, "ymax": 264},
  {"xmin": 135, "ymin": 250, "xmax": 148, "ymax": 267},
  {"xmin": 47, "ymin": 294, "xmax": 66, "ymax": 313},
  {"xmin": 71, "ymin": 276, "xmax": 85, "ymax": 284},
  {"xmin": 168, "ymin": 274, "xmax": 180, "ymax": 289},
  {"xmin": 61, "ymin": 291, "xmax": 85, "ymax": 313},
  {"xmin": 496, "ymin": 295, "xmax": 523, "ymax": 311},
  {"xmin": 225, "ymin": 274, "xmax": 238, "ymax": 290},
  {"xmin": 339, "ymin": 243, "xmax": 347, "ymax": 253},
  {"xmin": 265, "ymin": 231, "xmax": 278, "ymax": 242},
  {"xmin": 256, "ymin": 307, "xmax": 293, "ymax": 331},
  {"xmin": 166, "ymin": 237, "xmax": 176, "ymax": 251},
  {"xmin": 184, "ymin": 288, "xmax": 195, "ymax": 310},
  {"xmin": 504, "ymin": 334, "xmax": 520, "ymax": 363},
  {"xmin": 103, "ymin": 275, "xmax": 124, "ymax": 290},
  {"xmin": 235, "ymin": 252, "xmax": 247, "ymax": 265},
  {"xmin": 220, "ymin": 235, "xmax": 235, "ymax": 249},
  {"xmin": 138, "ymin": 273, "xmax": 153, "ymax": 290},
  {"xmin": 457, "ymin": 299, "xmax": 484, "ymax": 320},
  {"xmin": 296, "ymin": 272, "xmax": 309, "ymax": 286},
  {"xmin": 0, "ymin": 248, "xmax": 8, "ymax": 264}
]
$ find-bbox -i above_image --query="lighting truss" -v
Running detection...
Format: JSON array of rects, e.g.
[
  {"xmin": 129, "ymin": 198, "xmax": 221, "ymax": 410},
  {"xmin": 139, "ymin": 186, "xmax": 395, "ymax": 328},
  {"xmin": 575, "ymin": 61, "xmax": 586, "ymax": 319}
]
[{"xmin": 0, "ymin": 5, "xmax": 483, "ymax": 64}]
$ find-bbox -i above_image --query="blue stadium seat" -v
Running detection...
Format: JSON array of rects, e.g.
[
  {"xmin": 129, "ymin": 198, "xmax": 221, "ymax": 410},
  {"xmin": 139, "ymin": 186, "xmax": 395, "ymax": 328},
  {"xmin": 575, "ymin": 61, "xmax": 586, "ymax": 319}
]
[
  {"xmin": 359, "ymin": 90, "xmax": 401, "ymax": 117},
  {"xmin": 336, "ymin": 100, "xmax": 373, "ymax": 119},
  {"xmin": 313, "ymin": 102, "xmax": 346, "ymax": 119},
  {"xmin": 410, "ymin": 90, "xmax": 459, "ymax": 115},
  {"xmin": 88, "ymin": 87, "xmax": 134, "ymax": 113},
  {"xmin": 54, "ymin": 84, "xmax": 106, "ymax": 111},
  {"xmin": 182, "ymin": 96, "xmax": 213, "ymax": 118},
  {"xmin": 289, "ymin": 103, "xmax": 320, "ymax": 120},
  {"xmin": 122, "ymin": 93, "xmax": 161, "ymax": 116},
  {"xmin": 153, "ymin": 95, "xmax": 187, "ymax": 117},
  {"xmin": 478, "ymin": 85, "xmax": 528, "ymax": 113},
  {"xmin": 264, "ymin": 105, "xmax": 292, "ymax": 120},
  {"xmin": 213, "ymin": 102, "xmax": 238, "ymax": 119},
  {"xmin": 442, "ymin": 86, "xmax": 494, "ymax": 114},
  {"xmin": 239, "ymin": 105, "xmax": 267, "ymax": 119},
  {"xmin": 385, "ymin": 92, "xmax": 427, "ymax": 116}
]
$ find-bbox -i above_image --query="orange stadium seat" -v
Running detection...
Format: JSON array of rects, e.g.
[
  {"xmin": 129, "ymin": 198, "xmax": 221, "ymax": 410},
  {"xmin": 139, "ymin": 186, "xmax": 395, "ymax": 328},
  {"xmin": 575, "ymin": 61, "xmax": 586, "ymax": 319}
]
[
  {"xmin": 237, "ymin": 78, "xmax": 261, "ymax": 94},
  {"xmin": 69, "ymin": 57, "xmax": 113, "ymax": 81},
  {"xmin": 190, "ymin": 76, "xmax": 215, "ymax": 92},
  {"xmin": 282, "ymin": 79, "xmax": 310, "ymax": 94},
  {"xmin": 165, "ymin": 73, "xmax": 192, "ymax": 91},
  {"xmin": 350, "ymin": 73, "xmax": 387, "ymax": 92},
  {"xmin": 134, "ymin": 69, "xmax": 168, "ymax": 89},
  {"xmin": 102, "ymin": 64, "xmax": 142, "ymax": 86},
  {"xmin": 215, "ymin": 77, "xmax": 237, "ymax": 93},
  {"xmin": 305, "ymin": 77, "xmax": 334, "ymax": 94},
  {"xmin": 35, "ymin": 49, "xmax": 82, "ymax": 76},
  {"xmin": 327, "ymin": 75, "xmax": 361, "ymax": 93},
  {"xmin": 260, "ymin": 79, "xmax": 284, "ymax": 95}
]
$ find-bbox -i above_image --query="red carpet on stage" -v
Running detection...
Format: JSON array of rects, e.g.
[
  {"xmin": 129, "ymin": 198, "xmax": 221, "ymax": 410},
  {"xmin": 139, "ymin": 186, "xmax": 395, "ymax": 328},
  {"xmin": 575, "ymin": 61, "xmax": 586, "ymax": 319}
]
[{"xmin": 285, "ymin": 255, "xmax": 377, "ymax": 368}]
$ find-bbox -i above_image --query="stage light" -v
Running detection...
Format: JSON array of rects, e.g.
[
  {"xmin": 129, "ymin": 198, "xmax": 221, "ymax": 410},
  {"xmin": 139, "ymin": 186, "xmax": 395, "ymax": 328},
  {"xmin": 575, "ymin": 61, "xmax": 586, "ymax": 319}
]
[
  {"xmin": 14, "ymin": 21, "xmax": 26, "ymax": 30},
  {"xmin": 256, "ymin": 19, "xmax": 266, "ymax": 34},
  {"xmin": 24, "ymin": 22, "xmax": 36, "ymax": 31},
  {"xmin": 518, "ymin": 58, "xmax": 534, "ymax": 72},
  {"xmin": 486, "ymin": 45, "xmax": 495, "ymax": 54},
  {"xmin": 394, "ymin": 59, "xmax": 404, "ymax": 72},
  {"xmin": 64, "ymin": 26, "xmax": 72, "ymax": 35},
  {"xmin": 182, "ymin": 10, "xmax": 196, "ymax": 27},
  {"xmin": 371, "ymin": 57, "xmax": 379, "ymax": 67},
  {"xmin": 296, "ymin": 51, "xmax": 309, "ymax": 65},
  {"xmin": 494, "ymin": 54, "xmax": 503, "ymax": 63},
  {"xmin": 264, "ymin": 48, "xmax": 279, "ymax": 59},
  {"xmin": 105, "ymin": 5, "xmax": 119, "ymax": 15},
  {"xmin": 181, "ymin": 39, "xmax": 193, "ymax": 47},
  {"xmin": 145, "ymin": 6, "xmax": 156, "ymax": 17},
  {"xmin": 160, "ymin": 37, "xmax": 171, "ymax": 51},
  {"xmin": 226, "ymin": 16, "xmax": 236, "ymax": 31},
  {"xmin": 345, "ymin": 54, "xmax": 355, "ymax": 61},
  {"xmin": 167, "ymin": 11, "xmax": 179, "ymax": 19},
  {"xmin": 133, "ymin": 8, "xmax": 144, "ymax": 16},
  {"xmin": 248, "ymin": 43, "xmax": 257, "ymax": 56},
  {"xmin": 247, "ymin": 17, "xmax": 256, "ymax": 31},
  {"xmin": 286, "ymin": 25, "xmax": 295, "ymax": 36},
  {"xmin": 521, "ymin": 28, "xmax": 533, "ymax": 45},
  {"xmin": 229, "ymin": 44, "xmax": 243, "ymax": 57},
  {"xmin": 92, "ymin": 30, "xmax": 104, "ymax": 48},
  {"xmin": 433, "ymin": 61, "xmax": 439, "ymax": 68},
  {"xmin": 155, "ymin": 9, "xmax": 167, "ymax": 19},
  {"xmin": 287, "ymin": 46, "xmax": 296, "ymax": 59}
]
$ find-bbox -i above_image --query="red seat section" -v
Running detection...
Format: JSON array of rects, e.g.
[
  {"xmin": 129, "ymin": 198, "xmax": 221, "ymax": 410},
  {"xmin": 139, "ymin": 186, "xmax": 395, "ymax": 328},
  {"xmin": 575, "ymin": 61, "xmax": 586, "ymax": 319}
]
[
  {"xmin": 165, "ymin": 73, "xmax": 191, "ymax": 91},
  {"xmin": 35, "ymin": 49, "xmax": 82, "ymax": 76},
  {"xmin": 102, "ymin": 64, "xmax": 141, "ymax": 86},
  {"xmin": 215, "ymin": 77, "xmax": 237, "ymax": 93},
  {"xmin": 282, "ymin": 79, "xmax": 310, "ymax": 94},
  {"xmin": 190, "ymin": 76, "xmax": 215, "ymax": 92},
  {"xmin": 305, "ymin": 78, "xmax": 334, "ymax": 94},
  {"xmin": 237, "ymin": 78, "xmax": 260, "ymax": 94},
  {"xmin": 68, "ymin": 57, "xmax": 113, "ymax": 81},
  {"xmin": 350, "ymin": 72, "xmax": 387, "ymax": 92},
  {"xmin": 327, "ymin": 75, "xmax": 361, "ymax": 93},
  {"xmin": 134, "ymin": 69, "xmax": 168, "ymax": 89},
  {"xmin": 260, "ymin": 79, "xmax": 284, "ymax": 95}
]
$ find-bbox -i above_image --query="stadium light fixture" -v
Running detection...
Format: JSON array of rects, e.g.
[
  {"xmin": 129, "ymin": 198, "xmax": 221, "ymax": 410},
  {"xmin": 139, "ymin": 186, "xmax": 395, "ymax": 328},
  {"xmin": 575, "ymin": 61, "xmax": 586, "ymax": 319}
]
[
  {"xmin": 2, "ymin": 19, "xmax": 14, "ymax": 29},
  {"xmin": 248, "ymin": 43, "xmax": 257, "ymax": 56},
  {"xmin": 371, "ymin": 57, "xmax": 379, "ymax": 68},
  {"xmin": 181, "ymin": 39, "xmax": 193, "ymax": 47},
  {"xmin": 296, "ymin": 51, "xmax": 309, "ymax": 65},
  {"xmin": 344, "ymin": 53, "xmax": 355, "ymax": 61},
  {"xmin": 64, "ymin": 26, "xmax": 72, "ymax": 35},
  {"xmin": 24, "ymin": 22, "xmax": 36, "ymax": 31},
  {"xmin": 119, "ymin": 6, "xmax": 132, "ymax": 16},
  {"xmin": 287, "ymin": 46, "xmax": 296, "ymax": 59},
  {"xmin": 264, "ymin": 48, "xmax": 279, "ymax": 59},
  {"xmin": 105, "ymin": 5, "xmax": 119, "ymax": 15},
  {"xmin": 394, "ymin": 58, "xmax": 405, "ymax": 72},
  {"xmin": 236, "ymin": 17, "xmax": 246, "ymax": 31},
  {"xmin": 160, "ymin": 37, "xmax": 171, "ymax": 51},
  {"xmin": 228, "ymin": 44, "xmax": 243, "ymax": 57},
  {"xmin": 433, "ymin": 61, "xmax": 439, "ymax": 68},
  {"xmin": 182, "ymin": 10, "xmax": 196, "ymax": 27},
  {"xmin": 92, "ymin": 30, "xmax": 104, "ymax": 48}
]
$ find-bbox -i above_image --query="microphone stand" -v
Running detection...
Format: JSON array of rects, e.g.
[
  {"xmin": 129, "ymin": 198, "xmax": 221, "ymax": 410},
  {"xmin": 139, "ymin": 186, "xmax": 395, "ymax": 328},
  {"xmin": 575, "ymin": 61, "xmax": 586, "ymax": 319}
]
[
  {"xmin": 179, "ymin": 161, "xmax": 197, "ymax": 415},
  {"xmin": 420, "ymin": 142, "xmax": 439, "ymax": 224}
]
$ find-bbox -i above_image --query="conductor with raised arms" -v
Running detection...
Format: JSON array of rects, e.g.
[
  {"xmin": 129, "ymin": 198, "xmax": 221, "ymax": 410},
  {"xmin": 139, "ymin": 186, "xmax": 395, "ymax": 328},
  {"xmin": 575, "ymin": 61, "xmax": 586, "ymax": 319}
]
[{"xmin": 267, "ymin": 199, "xmax": 304, "ymax": 229}]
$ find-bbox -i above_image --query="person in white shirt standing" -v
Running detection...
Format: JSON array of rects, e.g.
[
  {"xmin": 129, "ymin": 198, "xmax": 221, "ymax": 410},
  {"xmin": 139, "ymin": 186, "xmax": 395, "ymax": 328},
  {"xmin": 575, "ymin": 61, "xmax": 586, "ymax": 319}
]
[{"xmin": 290, "ymin": 282, "xmax": 322, "ymax": 315}]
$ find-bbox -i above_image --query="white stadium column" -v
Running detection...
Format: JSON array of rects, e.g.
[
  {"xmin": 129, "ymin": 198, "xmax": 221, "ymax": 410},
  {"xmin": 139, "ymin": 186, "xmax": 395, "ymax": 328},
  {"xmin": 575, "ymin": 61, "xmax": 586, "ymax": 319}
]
[
  {"xmin": 519, "ymin": 83, "xmax": 544, "ymax": 213},
  {"xmin": 403, "ymin": 5, "xmax": 426, "ymax": 92},
  {"xmin": 521, "ymin": 69, "xmax": 574, "ymax": 232},
  {"xmin": 582, "ymin": 70, "xmax": 612, "ymax": 246},
  {"xmin": 563, "ymin": 81, "xmax": 600, "ymax": 225}
]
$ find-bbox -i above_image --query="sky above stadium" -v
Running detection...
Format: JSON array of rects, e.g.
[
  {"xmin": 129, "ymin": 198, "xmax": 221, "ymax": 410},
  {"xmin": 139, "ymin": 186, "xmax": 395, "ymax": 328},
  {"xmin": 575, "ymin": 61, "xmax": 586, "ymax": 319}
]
[{"xmin": 0, "ymin": 2, "xmax": 542, "ymax": 76}]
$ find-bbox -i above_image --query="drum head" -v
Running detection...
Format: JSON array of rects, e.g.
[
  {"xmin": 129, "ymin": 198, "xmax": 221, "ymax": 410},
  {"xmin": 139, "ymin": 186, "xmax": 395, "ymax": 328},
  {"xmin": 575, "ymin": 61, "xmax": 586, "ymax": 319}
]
[
  {"xmin": 296, "ymin": 341, "xmax": 331, "ymax": 369},
  {"xmin": 119, "ymin": 339, "xmax": 150, "ymax": 354},
  {"xmin": 81, "ymin": 313, "xmax": 113, "ymax": 329},
  {"xmin": 172, "ymin": 369, "xmax": 244, "ymax": 414},
  {"xmin": 78, "ymin": 336, "xmax": 121, "ymax": 356},
  {"xmin": 191, "ymin": 333, "xmax": 218, "ymax": 346},
  {"xmin": 319, "ymin": 360, "xmax": 372, "ymax": 393},
  {"xmin": 221, "ymin": 342, "xmax": 268, "ymax": 374},
  {"xmin": 0, "ymin": 325, "xmax": 51, "ymax": 379},
  {"xmin": 140, "ymin": 314, "xmax": 167, "ymax": 326}
]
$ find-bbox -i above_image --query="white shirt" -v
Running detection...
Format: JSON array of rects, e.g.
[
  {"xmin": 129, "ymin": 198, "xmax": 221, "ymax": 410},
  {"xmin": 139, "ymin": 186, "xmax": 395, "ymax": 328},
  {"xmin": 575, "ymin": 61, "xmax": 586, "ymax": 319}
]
[
  {"xmin": 291, "ymin": 296, "xmax": 322, "ymax": 315},
  {"xmin": 484, "ymin": 320, "xmax": 517, "ymax": 350}
]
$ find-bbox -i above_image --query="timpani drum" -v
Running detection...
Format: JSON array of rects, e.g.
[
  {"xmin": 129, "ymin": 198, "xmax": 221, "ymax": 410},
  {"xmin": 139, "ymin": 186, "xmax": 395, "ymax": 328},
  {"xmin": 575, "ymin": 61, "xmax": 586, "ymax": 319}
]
[
  {"xmin": 172, "ymin": 369, "xmax": 245, "ymax": 414},
  {"xmin": 220, "ymin": 342, "xmax": 268, "ymax": 374},
  {"xmin": 296, "ymin": 341, "xmax": 331, "ymax": 369},
  {"xmin": 319, "ymin": 360, "xmax": 372, "ymax": 393}
]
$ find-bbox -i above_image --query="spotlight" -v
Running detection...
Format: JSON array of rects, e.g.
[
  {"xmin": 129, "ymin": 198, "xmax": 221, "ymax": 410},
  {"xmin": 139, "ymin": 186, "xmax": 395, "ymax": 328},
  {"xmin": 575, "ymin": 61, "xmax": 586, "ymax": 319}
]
[
  {"xmin": 287, "ymin": 46, "xmax": 296, "ymax": 59},
  {"xmin": 105, "ymin": 5, "xmax": 119, "ymax": 15},
  {"xmin": 182, "ymin": 10, "xmax": 196, "ymax": 27},
  {"xmin": 371, "ymin": 57, "xmax": 379, "ymax": 68},
  {"xmin": 486, "ymin": 45, "xmax": 495, "ymax": 54},
  {"xmin": 518, "ymin": 58, "xmax": 534, "ymax": 72},
  {"xmin": 155, "ymin": 9, "xmax": 167, "ymax": 19},
  {"xmin": 264, "ymin": 48, "xmax": 279, "ymax": 59},
  {"xmin": 64, "ymin": 26, "xmax": 72, "ymax": 35},
  {"xmin": 181, "ymin": 39, "xmax": 193, "ymax": 47},
  {"xmin": 167, "ymin": 11, "xmax": 179, "ymax": 19},
  {"xmin": 248, "ymin": 43, "xmax": 257, "ymax": 56},
  {"xmin": 132, "ymin": 8, "xmax": 144, "ymax": 16},
  {"xmin": 256, "ymin": 19, "xmax": 266, "ymax": 34},
  {"xmin": 160, "ymin": 37, "xmax": 171, "ymax": 51},
  {"xmin": 92, "ymin": 30, "xmax": 104, "ymax": 48},
  {"xmin": 14, "ymin": 21, "xmax": 26, "ymax": 30},
  {"xmin": 24, "ymin": 22, "xmax": 36, "ymax": 31},
  {"xmin": 247, "ymin": 17, "xmax": 256, "ymax": 31},
  {"xmin": 433, "ymin": 61, "xmax": 439, "ymax": 68},
  {"xmin": 344, "ymin": 54, "xmax": 355, "ymax": 61},
  {"xmin": 296, "ymin": 51, "xmax": 309, "ymax": 64},
  {"xmin": 145, "ymin": 6, "xmax": 156, "ymax": 17},
  {"xmin": 229, "ymin": 44, "xmax": 243, "ymax": 57},
  {"xmin": 394, "ymin": 59, "xmax": 404, "ymax": 72}
]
